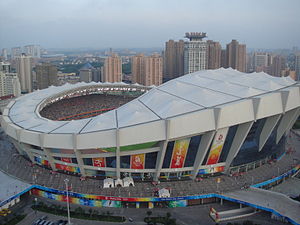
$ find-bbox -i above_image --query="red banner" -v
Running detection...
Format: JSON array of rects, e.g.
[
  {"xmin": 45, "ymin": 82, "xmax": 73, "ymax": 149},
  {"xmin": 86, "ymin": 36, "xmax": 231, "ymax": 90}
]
[
  {"xmin": 130, "ymin": 154, "xmax": 145, "ymax": 169},
  {"xmin": 170, "ymin": 138, "xmax": 190, "ymax": 168},
  {"xmin": 206, "ymin": 128, "xmax": 229, "ymax": 165},
  {"xmin": 92, "ymin": 157, "xmax": 106, "ymax": 167},
  {"xmin": 61, "ymin": 157, "xmax": 72, "ymax": 163}
]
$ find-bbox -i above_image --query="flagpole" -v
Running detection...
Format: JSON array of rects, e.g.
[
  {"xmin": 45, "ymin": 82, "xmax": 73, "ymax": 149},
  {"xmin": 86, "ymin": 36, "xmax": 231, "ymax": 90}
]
[{"xmin": 64, "ymin": 178, "xmax": 71, "ymax": 225}]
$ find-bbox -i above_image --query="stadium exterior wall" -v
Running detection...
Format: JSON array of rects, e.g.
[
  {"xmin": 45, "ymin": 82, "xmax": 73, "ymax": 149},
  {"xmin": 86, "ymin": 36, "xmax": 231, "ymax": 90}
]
[{"xmin": 1, "ymin": 71, "xmax": 300, "ymax": 181}]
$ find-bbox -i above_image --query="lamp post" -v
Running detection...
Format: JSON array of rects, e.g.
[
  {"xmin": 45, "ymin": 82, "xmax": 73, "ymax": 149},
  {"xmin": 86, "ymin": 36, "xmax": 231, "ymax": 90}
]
[{"xmin": 64, "ymin": 178, "xmax": 71, "ymax": 225}]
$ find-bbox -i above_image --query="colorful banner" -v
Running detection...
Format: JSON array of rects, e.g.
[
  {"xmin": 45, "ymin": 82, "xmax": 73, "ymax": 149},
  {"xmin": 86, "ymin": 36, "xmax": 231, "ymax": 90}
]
[
  {"xmin": 92, "ymin": 157, "xmax": 106, "ymax": 167},
  {"xmin": 61, "ymin": 157, "xmax": 72, "ymax": 163},
  {"xmin": 206, "ymin": 127, "xmax": 229, "ymax": 165},
  {"xmin": 198, "ymin": 166, "xmax": 225, "ymax": 175},
  {"xmin": 130, "ymin": 154, "xmax": 145, "ymax": 169},
  {"xmin": 102, "ymin": 200, "xmax": 122, "ymax": 208},
  {"xmin": 170, "ymin": 138, "xmax": 190, "ymax": 168},
  {"xmin": 55, "ymin": 163, "xmax": 80, "ymax": 173},
  {"xmin": 168, "ymin": 200, "xmax": 187, "ymax": 208},
  {"xmin": 34, "ymin": 156, "xmax": 50, "ymax": 167}
]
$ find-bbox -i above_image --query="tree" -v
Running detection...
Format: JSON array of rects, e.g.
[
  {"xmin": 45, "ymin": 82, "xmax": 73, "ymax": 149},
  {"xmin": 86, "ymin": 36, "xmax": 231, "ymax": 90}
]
[
  {"xmin": 146, "ymin": 210, "xmax": 152, "ymax": 218},
  {"xmin": 88, "ymin": 208, "xmax": 93, "ymax": 218}
]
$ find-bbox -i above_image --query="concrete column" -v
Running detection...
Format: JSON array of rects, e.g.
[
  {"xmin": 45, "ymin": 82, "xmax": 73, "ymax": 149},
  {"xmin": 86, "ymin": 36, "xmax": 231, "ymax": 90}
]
[
  {"xmin": 224, "ymin": 121, "xmax": 254, "ymax": 173},
  {"xmin": 38, "ymin": 133, "xmax": 57, "ymax": 171},
  {"xmin": 191, "ymin": 131, "xmax": 215, "ymax": 180},
  {"xmin": 116, "ymin": 128, "xmax": 121, "ymax": 179},
  {"xmin": 154, "ymin": 120, "xmax": 170, "ymax": 181},
  {"xmin": 276, "ymin": 108, "xmax": 299, "ymax": 144},
  {"xmin": 259, "ymin": 114, "xmax": 281, "ymax": 151},
  {"xmin": 73, "ymin": 134, "xmax": 86, "ymax": 176}
]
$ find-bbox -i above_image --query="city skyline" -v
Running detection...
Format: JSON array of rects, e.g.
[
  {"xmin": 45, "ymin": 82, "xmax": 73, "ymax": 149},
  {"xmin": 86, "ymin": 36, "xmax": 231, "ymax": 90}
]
[{"xmin": 0, "ymin": 0, "xmax": 300, "ymax": 50}]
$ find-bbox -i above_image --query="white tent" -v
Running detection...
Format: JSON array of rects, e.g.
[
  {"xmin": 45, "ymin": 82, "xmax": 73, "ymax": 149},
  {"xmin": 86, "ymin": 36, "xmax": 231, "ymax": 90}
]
[
  {"xmin": 103, "ymin": 178, "xmax": 114, "ymax": 188},
  {"xmin": 158, "ymin": 188, "xmax": 170, "ymax": 198},
  {"xmin": 114, "ymin": 178, "xmax": 123, "ymax": 187},
  {"xmin": 123, "ymin": 177, "xmax": 134, "ymax": 187}
]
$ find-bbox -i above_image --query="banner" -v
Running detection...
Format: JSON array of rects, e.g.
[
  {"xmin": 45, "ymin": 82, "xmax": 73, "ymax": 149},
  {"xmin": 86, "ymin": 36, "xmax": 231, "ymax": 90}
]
[
  {"xmin": 102, "ymin": 200, "xmax": 121, "ymax": 208},
  {"xmin": 198, "ymin": 166, "xmax": 225, "ymax": 175},
  {"xmin": 55, "ymin": 163, "xmax": 80, "ymax": 173},
  {"xmin": 168, "ymin": 200, "xmax": 187, "ymax": 208},
  {"xmin": 170, "ymin": 138, "xmax": 190, "ymax": 168},
  {"xmin": 34, "ymin": 156, "xmax": 49, "ymax": 167},
  {"xmin": 61, "ymin": 157, "xmax": 72, "ymax": 163},
  {"xmin": 93, "ymin": 157, "xmax": 106, "ymax": 167},
  {"xmin": 130, "ymin": 154, "xmax": 145, "ymax": 169},
  {"xmin": 206, "ymin": 127, "xmax": 229, "ymax": 165}
]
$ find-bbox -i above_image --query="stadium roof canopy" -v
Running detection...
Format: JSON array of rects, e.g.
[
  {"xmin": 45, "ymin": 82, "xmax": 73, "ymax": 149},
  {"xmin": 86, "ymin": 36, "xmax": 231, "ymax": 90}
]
[
  {"xmin": 4, "ymin": 68, "xmax": 298, "ymax": 134},
  {"xmin": 2, "ymin": 68, "xmax": 299, "ymax": 149}
]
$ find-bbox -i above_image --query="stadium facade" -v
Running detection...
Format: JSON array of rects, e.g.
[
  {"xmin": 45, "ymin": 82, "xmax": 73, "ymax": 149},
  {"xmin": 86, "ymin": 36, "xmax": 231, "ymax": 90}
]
[{"xmin": 1, "ymin": 68, "xmax": 299, "ymax": 181}]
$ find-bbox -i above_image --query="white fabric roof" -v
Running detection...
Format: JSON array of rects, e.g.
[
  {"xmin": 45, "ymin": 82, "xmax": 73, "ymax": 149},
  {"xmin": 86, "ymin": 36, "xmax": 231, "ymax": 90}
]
[
  {"xmin": 0, "ymin": 171, "xmax": 31, "ymax": 206},
  {"xmin": 7, "ymin": 68, "xmax": 297, "ymax": 134}
]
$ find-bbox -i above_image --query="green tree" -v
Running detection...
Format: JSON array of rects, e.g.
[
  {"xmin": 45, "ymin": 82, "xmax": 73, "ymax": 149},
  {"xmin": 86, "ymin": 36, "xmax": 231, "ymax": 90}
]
[{"xmin": 146, "ymin": 210, "xmax": 152, "ymax": 218}]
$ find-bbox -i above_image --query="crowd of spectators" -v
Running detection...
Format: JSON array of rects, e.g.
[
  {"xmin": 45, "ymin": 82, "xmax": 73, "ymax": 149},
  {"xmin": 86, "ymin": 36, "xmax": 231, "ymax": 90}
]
[{"xmin": 40, "ymin": 94, "xmax": 136, "ymax": 121}]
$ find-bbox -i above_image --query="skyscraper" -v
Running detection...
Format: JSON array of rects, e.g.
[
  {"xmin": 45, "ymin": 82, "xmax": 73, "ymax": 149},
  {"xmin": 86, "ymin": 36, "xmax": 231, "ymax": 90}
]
[
  {"xmin": 253, "ymin": 52, "xmax": 269, "ymax": 72},
  {"xmin": 11, "ymin": 47, "xmax": 21, "ymax": 59},
  {"xmin": 16, "ymin": 54, "xmax": 33, "ymax": 93},
  {"xmin": 226, "ymin": 40, "xmax": 246, "ymax": 72},
  {"xmin": 0, "ymin": 71, "xmax": 21, "ymax": 98},
  {"xmin": 164, "ymin": 40, "xmax": 184, "ymax": 80},
  {"xmin": 270, "ymin": 55, "xmax": 286, "ymax": 77},
  {"xmin": 103, "ymin": 54, "xmax": 122, "ymax": 83},
  {"xmin": 132, "ymin": 53, "xmax": 163, "ymax": 86},
  {"xmin": 24, "ymin": 45, "xmax": 41, "ymax": 58},
  {"xmin": 36, "ymin": 63, "xmax": 58, "ymax": 90},
  {"xmin": 206, "ymin": 40, "xmax": 221, "ymax": 69},
  {"xmin": 295, "ymin": 54, "xmax": 300, "ymax": 80},
  {"xmin": 1, "ymin": 48, "xmax": 8, "ymax": 60},
  {"xmin": 132, "ymin": 54, "xmax": 145, "ymax": 84},
  {"xmin": 79, "ymin": 63, "xmax": 94, "ymax": 83},
  {"xmin": 0, "ymin": 62, "xmax": 11, "ymax": 73},
  {"xmin": 184, "ymin": 32, "xmax": 207, "ymax": 74}
]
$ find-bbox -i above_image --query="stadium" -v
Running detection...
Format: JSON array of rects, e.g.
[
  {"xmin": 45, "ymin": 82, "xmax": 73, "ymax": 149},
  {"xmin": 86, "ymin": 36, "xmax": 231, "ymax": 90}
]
[{"xmin": 1, "ymin": 68, "xmax": 300, "ymax": 182}]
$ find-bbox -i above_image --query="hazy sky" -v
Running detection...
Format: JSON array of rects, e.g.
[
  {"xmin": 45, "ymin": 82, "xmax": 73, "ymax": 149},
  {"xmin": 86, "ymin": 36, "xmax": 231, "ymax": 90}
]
[{"xmin": 0, "ymin": 0, "xmax": 299, "ymax": 50}]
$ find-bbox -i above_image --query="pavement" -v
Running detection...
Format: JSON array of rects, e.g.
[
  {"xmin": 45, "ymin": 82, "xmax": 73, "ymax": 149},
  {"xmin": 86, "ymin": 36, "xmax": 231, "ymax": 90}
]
[
  {"xmin": 270, "ymin": 177, "xmax": 300, "ymax": 198},
  {"xmin": 0, "ymin": 130, "xmax": 299, "ymax": 199},
  {"xmin": 16, "ymin": 197, "xmax": 288, "ymax": 225},
  {"xmin": 0, "ymin": 128, "xmax": 300, "ymax": 224}
]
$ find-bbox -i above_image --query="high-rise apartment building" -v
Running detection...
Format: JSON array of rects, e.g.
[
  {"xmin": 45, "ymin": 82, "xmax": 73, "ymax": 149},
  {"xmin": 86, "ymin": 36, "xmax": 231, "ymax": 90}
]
[
  {"xmin": 254, "ymin": 52, "xmax": 268, "ymax": 68},
  {"xmin": 295, "ymin": 54, "xmax": 300, "ymax": 80},
  {"xmin": 24, "ymin": 45, "xmax": 41, "ymax": 58},
  {"xmin": 0, "ymin": 62, "xmax": 11, "ymax": 73},
  {"xmin": 79, "ymin": 63, "xmax": 94, "ymax": 83},
  {"xmin": 164, "ymin": 40, "xmax": 184, "ymax": 80},
  {"xmin": 0, "ymin": 71, "xmax": 21, "ymax": 98},
  {"xmin": 1, "ymin": 49, "xmax": 8, "ymax": 60},
  {"xmin": 36, "ymin": 63, "xmax": 58, "ymax": 90},
  {"xmin": 102, "ymin": 54, "xmax": 122, "ymax": 83},
  {"xmin": 11, "ymin": 47, "xmax": 22, "ymax": 59},
  {"xmin": 206, "ymin": 40, "xmax": 221, "ymax": 69},
  {"xmin": 226, "ymin": 40, "xmax": 246, "ymax": 72},
  {"xmin": 220, "ymin": 49, "xmax": 227, "ymax": 68},
  {"xmin": 184, "ymin": 32, "xmax": 207, "ymax": 74},
  {"xmin": 132, "ymin": 53, "xmax": 163, "ymax": 86},
  {"xmin": 16, "ymin": 54, "xmax": 33, "ymax": 93},
  {"xmin": 270, "ymin": 55, "xmax": 286, "ymax": 77},
  {"xmin": 132, "ymin": 54, "xmax": 145, "ymax": 84}
]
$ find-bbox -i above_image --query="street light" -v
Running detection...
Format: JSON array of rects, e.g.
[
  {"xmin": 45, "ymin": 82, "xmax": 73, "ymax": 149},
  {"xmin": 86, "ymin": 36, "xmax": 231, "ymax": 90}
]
[{"xmin": 64, "ymin": 178, "xmax": 71, "ymax": 225}]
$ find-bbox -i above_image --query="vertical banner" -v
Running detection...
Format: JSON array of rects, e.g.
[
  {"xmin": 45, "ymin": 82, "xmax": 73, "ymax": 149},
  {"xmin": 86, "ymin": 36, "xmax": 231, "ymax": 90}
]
[
  {"xmin": 130, "ymin": 154, "xmax": 145, "ymax": 169},
  {"xmin": 93, "ymin": 157, "xmax": 106, "ymax": 167},
  {"xmin": 170, "ymin": 138, "xmax": 191, "ymax": 168},
  {"xmin": 206, "ymin": 127, "xmax": 229, "ymax": 165}
]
